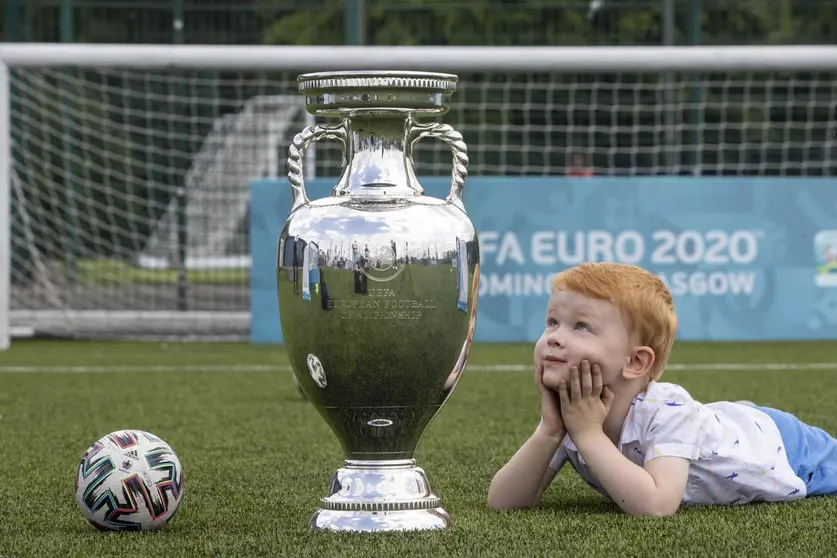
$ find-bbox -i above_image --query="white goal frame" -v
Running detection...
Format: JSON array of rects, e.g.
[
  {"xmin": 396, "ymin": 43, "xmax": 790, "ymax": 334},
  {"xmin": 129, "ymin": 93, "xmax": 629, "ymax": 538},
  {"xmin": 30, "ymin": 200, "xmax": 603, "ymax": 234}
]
[{"xmin": 3, "ymin": 43, "xmax": 837, "ymax": 350}]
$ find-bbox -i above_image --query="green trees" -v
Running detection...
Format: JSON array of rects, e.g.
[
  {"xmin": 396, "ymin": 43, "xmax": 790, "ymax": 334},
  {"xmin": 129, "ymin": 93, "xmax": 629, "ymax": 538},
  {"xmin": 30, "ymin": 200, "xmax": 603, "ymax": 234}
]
[{"xmin": 260, "ymin": 0, "xmax": 834, "ymax": 47}]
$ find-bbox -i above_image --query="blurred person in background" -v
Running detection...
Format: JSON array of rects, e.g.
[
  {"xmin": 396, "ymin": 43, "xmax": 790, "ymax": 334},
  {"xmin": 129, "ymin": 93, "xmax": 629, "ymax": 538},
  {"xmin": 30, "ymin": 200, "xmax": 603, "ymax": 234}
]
[{"xmin": 567, "ymin": 153, "xmax": 594, "ymax": 177}]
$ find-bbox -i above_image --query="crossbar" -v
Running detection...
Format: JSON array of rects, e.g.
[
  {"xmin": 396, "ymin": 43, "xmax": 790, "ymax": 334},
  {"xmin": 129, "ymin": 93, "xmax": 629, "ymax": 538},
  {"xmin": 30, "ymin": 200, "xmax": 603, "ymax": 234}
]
[{"xmin": 1, "ymin": 44, "xmax": 837, "ymax": 72}]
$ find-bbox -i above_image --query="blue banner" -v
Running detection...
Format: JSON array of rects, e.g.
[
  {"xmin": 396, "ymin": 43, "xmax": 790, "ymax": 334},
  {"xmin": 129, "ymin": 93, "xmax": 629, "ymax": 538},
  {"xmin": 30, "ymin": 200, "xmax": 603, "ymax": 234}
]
[{"xmin": 251, "ymin": 177, "xmax": 837, "ymax": 344}]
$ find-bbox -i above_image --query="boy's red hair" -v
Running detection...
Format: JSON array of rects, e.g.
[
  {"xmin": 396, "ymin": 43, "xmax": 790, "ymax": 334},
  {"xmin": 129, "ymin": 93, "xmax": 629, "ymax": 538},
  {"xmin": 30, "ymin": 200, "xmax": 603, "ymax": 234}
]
[{"xmin": 551, "ymin": 262, "xmax": 678, "ymax": 379}]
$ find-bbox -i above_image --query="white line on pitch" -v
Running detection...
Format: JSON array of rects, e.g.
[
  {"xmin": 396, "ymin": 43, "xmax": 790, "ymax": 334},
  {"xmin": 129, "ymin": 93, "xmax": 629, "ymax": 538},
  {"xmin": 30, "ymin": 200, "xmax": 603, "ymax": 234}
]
[
  {"xmin": 0, "ymin": 364, "xmax": 281, "ymax": 374},
  {"xmin": 1, "ymin": 362, "xmax": 837, "ymax": 374}
]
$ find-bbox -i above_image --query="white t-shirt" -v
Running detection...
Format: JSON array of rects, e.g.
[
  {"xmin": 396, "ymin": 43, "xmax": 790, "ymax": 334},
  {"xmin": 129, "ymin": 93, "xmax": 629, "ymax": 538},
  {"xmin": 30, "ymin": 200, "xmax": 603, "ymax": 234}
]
[{"xmin": 549, "ymin": 381, "xmax": 807, "ymax": 505}]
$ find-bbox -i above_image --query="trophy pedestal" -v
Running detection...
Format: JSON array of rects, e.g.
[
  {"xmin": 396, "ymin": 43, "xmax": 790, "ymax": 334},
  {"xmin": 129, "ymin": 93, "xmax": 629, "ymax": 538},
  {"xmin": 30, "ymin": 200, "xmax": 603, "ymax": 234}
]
[{"xmin": 310, "ymin": 459, "xmax": 452, "ymax": 532}]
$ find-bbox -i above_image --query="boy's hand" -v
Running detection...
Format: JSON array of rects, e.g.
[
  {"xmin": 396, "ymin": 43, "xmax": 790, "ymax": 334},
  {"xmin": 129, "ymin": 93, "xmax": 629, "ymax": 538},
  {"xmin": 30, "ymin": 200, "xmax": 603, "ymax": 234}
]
[
  {"xmin": 534, "ymin": 361, "xmax": 564, "ymax": 440},
  {"xmin": 558, "ymin": 360, "xmax": 614, "ymax": 441}
]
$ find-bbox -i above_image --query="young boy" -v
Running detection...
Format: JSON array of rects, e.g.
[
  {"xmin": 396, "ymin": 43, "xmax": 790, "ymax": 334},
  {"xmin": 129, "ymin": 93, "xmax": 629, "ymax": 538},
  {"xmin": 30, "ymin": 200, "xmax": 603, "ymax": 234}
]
[{"xmin": 487, "ymin": 262, "xmax": 837, "ymax": 516}]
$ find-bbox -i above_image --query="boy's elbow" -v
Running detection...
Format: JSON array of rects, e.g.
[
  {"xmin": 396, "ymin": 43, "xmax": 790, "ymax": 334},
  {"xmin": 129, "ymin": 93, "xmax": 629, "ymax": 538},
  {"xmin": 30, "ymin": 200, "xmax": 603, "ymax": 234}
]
[
  {"xmin": 486, "ymin": 494, "xmax": 516, "ymax": 510},
  {"xmin": 486, "ymin": 490, "xmax": 537, "ymax": 510},
  {"xmin": 485, "ymin": 485, "xmax": 502, "ymax": 509},
  {"xmin": 486, "ymin": 498, "xmax": 508, "ymax": 510},
  {"xmin": 487, "ymin": 499, "xmax": 536, "ymax": 510},
  {"xmin": 630, "ymin": 507, "xmax": 677, "ymax": 518},
  {"xmin": 486, "ymin": 492, "xmax": 499, "ymax": 509},
  {"xmin": 628, "ymin": 498, "xmax": 680, "ymax": 517}
]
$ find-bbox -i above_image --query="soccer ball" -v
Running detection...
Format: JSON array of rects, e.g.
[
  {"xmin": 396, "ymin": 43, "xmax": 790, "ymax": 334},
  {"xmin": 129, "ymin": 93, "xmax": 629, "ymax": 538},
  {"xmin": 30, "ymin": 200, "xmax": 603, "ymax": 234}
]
[{"xmin": 74, "ymin": 430, "xmax": 184, "ymax": 531}]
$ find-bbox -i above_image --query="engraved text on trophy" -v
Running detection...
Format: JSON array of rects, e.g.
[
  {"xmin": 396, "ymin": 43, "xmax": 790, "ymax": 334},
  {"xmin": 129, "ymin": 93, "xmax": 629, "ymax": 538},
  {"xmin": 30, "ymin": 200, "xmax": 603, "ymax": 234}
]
[{"xmin": 328, "ymin": 288, "xmax": 436, "ymax": 321}]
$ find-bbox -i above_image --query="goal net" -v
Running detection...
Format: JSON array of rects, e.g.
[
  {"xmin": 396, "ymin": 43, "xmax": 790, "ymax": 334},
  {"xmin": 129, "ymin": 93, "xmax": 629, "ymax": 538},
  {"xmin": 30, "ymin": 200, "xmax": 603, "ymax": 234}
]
[
  {"xmin": 5, "ymin": 63, "xmax": 314, "ymax": 340},
  {"xmin": 2, "ymin": 45, "xmax": 837, "ymax": 344}
]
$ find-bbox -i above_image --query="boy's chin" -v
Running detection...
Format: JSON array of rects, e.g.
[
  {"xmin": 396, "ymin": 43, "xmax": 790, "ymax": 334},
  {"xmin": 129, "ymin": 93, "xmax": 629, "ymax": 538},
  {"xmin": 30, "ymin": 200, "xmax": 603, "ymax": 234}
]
[{"xmin": 541, "ymin": 369, "xmax": 565, "ymax": 391}]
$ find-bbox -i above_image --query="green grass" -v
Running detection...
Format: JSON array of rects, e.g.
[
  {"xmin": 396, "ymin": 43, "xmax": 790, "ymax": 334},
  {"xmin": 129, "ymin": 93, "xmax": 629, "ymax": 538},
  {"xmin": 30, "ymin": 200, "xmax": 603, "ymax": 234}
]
[
  {"xmin": 75, "ymin": 259, "xmax": 249, "ymax": 285},
  {"xmin": 2, "ymin": 339, "xmax": 837, "ymax": 556}
]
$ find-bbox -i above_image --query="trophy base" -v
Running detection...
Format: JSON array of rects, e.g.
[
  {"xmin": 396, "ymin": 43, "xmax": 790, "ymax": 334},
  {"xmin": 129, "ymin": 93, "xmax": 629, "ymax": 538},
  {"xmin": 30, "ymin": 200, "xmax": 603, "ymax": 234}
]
[
  {"xmin": 310, "ymin": 508, "xmax": 451, "ymax": 533},
  {"xmin": 309, "ymin": 459, "xmax": 452, "ymax": 533}
]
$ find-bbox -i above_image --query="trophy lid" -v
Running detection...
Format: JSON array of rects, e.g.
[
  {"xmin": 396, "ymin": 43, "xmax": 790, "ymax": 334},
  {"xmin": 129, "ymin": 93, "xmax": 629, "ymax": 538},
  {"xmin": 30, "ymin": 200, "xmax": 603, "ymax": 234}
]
[{"xmin": 297, "ymin": 71, "xmax": 458, "ymax": 117}]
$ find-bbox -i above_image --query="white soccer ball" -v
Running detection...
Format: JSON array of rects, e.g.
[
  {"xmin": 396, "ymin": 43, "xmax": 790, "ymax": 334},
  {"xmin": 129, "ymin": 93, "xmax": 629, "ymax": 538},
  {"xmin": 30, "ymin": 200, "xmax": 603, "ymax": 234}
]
[{"xmin": 74, "ymin": 430, "xmax": 184, "ymax": 532}]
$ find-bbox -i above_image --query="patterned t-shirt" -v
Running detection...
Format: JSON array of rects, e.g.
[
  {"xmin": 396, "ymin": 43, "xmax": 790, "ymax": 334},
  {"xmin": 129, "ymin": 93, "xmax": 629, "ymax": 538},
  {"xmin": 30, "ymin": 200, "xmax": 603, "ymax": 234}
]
[{"xmin": 549, "ymin": 381, "xmax": 806, "ymax": 505}]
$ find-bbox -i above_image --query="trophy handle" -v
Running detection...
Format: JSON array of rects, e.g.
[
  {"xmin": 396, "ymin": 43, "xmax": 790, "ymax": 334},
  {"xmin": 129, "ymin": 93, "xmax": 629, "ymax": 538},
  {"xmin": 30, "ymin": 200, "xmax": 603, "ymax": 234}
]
[
  {"xmin": 408, "ymin": 122, "xmax": 469, "ymax": 210},
  {"xmin": 287, "ymin": 123, "xmax": 347, "ymax": 211}
]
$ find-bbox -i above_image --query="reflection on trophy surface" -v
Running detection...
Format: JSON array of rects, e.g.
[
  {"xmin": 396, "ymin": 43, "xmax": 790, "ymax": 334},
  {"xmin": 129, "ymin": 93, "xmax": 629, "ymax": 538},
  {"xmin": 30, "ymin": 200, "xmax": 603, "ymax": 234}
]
[{"xmin": 276, "ymin": 70, "xmax": 480, "ymax": 532}]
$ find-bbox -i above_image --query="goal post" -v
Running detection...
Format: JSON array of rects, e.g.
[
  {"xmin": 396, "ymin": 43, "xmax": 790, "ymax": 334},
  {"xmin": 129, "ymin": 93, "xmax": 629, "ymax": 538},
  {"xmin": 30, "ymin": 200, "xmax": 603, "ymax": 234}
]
[
  {"xmin": 2, "ymin": 44, "xmax": 837, "ymax": 349},
  {"xmin": 0, "ymin": 61, "xmax": 9, "ymax": 350}
]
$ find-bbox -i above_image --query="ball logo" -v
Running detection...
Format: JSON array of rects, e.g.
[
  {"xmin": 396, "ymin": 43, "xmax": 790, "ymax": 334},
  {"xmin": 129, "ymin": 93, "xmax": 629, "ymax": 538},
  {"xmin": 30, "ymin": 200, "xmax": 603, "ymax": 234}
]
[
  {"xmin": 361, "ymin": 243, "xmax": 404, "ymax": 282},
  {"xmin": 814, "ymin": 230, "xmax": 837, "ymax": 288},
  {"xmin": 306, "ymin": 354, "xmax": 328, "ymax": 388}
]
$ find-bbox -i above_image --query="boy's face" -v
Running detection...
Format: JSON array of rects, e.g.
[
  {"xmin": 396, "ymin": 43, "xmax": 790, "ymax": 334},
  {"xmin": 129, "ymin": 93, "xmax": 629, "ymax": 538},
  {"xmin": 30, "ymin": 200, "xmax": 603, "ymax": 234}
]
[{"xmin": 534, "ymin": 288, "xmax": 633, "ymax": 391}]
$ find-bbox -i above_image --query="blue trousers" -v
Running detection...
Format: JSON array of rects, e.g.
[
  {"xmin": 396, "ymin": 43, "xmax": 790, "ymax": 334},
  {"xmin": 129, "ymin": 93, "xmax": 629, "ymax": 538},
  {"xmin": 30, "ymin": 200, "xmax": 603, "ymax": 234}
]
[{"xmin": 757, "ymin": 406, "xmax": 837, "ymax": 496}]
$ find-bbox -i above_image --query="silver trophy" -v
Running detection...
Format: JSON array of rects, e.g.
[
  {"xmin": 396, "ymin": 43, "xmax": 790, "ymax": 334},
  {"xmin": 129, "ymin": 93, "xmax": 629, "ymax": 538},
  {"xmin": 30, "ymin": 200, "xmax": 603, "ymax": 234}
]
[{"xmin": 276, "ymin": 71, "xmax": 480, "ymax": 532}]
